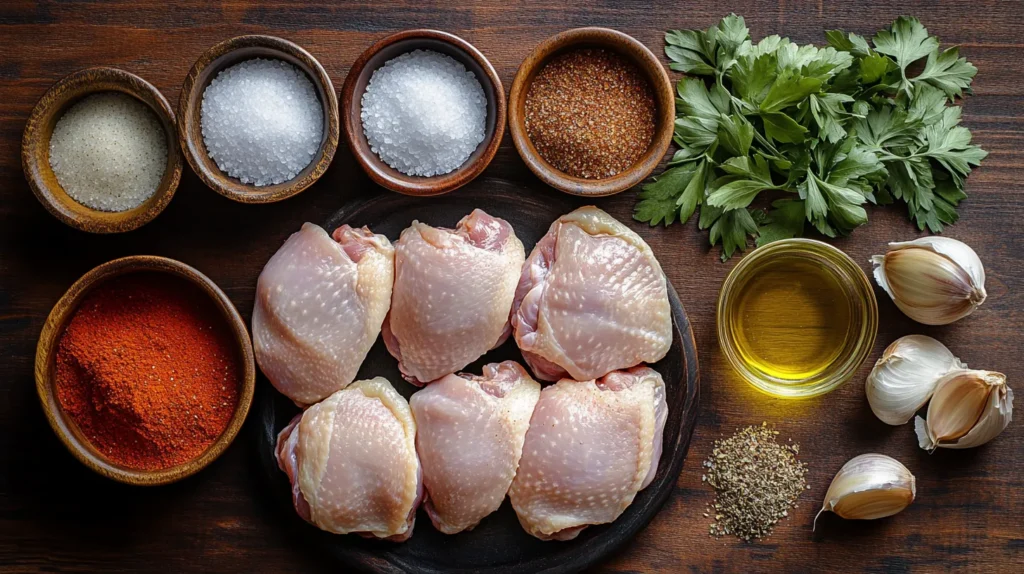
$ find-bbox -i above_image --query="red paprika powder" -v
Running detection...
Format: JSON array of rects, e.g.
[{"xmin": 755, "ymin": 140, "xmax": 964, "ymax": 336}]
[{"xmin": 55, "ymin": 272, "xmax": 241, "ymax": 471}]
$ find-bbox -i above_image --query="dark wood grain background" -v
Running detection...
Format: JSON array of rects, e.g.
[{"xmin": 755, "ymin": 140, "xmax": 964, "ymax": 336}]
[{"xmin": 1, "ymin": 1, "xmax": 1021, "ymax": 572}]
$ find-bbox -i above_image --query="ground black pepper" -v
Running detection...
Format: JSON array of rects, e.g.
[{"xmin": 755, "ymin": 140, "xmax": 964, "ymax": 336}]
[
  {"xmin": 524, "ymin": 48, "xmax": 655, "ymax": 179},
  {"xmin": 702, "ymin": 423, "xmax": 810, "ymax": 542}
]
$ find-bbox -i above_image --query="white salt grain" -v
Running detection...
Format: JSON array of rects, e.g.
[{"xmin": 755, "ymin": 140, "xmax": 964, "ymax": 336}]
[
  {"xmin": 361, "ymin": 49, "xmax": 486, "ymax": 177},
  {"xmin": 49, "ymin": 92, "xmax": 167, "ymax": 212},
  {"xmin": 201, "ymin": 58, "xmax": 323, "ymax": 186}
]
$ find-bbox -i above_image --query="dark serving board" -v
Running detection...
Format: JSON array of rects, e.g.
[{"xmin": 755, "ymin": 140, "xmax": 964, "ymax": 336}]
[{"xmin": 255, "ymin": 183, "xmax": 700, "ymax": 574}]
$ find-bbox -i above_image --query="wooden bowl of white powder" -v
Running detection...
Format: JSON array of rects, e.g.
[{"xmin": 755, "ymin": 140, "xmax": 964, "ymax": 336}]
[{"xmin": 22, "ymin": 67, "xmax": 182, "ymax": 234}]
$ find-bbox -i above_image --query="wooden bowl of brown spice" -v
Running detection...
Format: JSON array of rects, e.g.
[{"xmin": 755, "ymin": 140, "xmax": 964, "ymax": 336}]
[{"xmin": 508, "ymin": 28, "xmax": 675, "ymax": 196}]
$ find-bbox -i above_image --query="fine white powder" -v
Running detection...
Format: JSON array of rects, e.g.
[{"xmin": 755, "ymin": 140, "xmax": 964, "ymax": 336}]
[
  {"xmin": 361, "ymin": 50, "xmax": 486, "ymax": 177},
  {"xmin": 49, "ymin": 92, "xmax": 167, "ymax": 212},
  {"xmin": 201, "ymin": 58, "xmax": 323, "ymax": 186}
]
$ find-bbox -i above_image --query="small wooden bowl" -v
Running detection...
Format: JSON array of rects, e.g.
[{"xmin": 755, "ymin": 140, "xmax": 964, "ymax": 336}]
[
  {"xmin": 178, "ymin": 35, "xmax": 340, "ymax": 203},
  {"xmin": 340, "ymin": 29, "xmax": 506, "ymax": 197},
  {"xmin": 508, "ymin": 28, "xmax": 675, "ymax": 196},
  {"xmin": 35, "ymin": 256, "xmax": 256, "ymax": 486},
  {"xmin": 22, "ymin": 67, "xmax": 183, "ymax": 233}
]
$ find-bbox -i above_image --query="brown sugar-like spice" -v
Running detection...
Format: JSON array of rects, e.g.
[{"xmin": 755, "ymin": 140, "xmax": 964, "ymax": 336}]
[
  {"xmin": 524, "ymin": 48, "xmax": 656, "ymax": 179},
  {"xmin": 55, "ymin": 273, "xmax": 241, "ymax": 471}
]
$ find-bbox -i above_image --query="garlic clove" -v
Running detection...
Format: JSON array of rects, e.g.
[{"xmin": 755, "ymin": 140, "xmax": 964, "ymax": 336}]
[
  {"xmin": 890, "ymin": 237, "xmax": 986, "ymax": 291},
  {"xmin": 915, "ymin": 369, "xmax": 1013, "ymax": 450},
  {"xmin": 925, "ymin": 372, "xmax": 990, "ymax": 441},
  {"xmin": 815, "ymin": 453, "xmax": 916, "ymax": 529},
  {"xmin": 865, "ymin": 335, "xmax": 964, "ymax": 425},
  {"xmin": 871, "ymin": 237, "xmax": 986, "ymax": 325},
  {"xmin": 953, "ymin": 383, "xmax": 1014, "ymax": 450}
]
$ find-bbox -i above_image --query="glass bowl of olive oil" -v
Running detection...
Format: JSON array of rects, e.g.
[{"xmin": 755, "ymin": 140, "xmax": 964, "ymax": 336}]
[{"xmin": 717, "ymin": 239, "xmax": 878, "ymax": 398}]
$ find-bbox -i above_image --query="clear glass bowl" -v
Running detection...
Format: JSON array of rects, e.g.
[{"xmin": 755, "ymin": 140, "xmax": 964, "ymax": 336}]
[{"xmin": 716, "ymin": 239, "xmax": 878, "ymax": 398}]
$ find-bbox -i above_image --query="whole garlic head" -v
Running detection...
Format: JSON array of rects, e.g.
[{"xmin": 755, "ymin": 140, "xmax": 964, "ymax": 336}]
[
  {"xmin": 915, "ymin": 369, "xmax": 1014, "ymax": 451},
  {"xmin": 815, "ymin": 453, "xmax": 916, "ymax": 529},
  {"xmin": 866, "ymin": 335, "xmax": 964, "ymax": 425},
  {"xmin": 871, "ymin": 237, "xmax": 987, "ymax": 325}
]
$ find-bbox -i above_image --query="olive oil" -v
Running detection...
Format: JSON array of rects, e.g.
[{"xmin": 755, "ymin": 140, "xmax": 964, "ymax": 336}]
[
  {"xmin": 729, "ymin": 257, "xmax": 852, "ymax": 380},
  {"xmin": 717, "ymin": 239, "xmax": 878, "ymax": 398}
]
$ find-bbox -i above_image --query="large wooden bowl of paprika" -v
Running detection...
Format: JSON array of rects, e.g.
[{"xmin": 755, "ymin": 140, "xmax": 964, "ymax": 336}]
[{"xmin": 35, "ymin": 256, "xmax": 256, "ymax": 486}]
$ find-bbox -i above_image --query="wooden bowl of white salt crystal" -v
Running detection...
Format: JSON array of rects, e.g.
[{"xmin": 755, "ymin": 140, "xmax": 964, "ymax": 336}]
[
  {"xmin": 341, "ymin": 29, "xmax": 506, "ymax": 197},
  {"xmin": 178, "ymin": 35, "xmax": 340, "ymax": 204},
  {"xmin": 22, "ymin": 67, "xmax": 183, "ymax": 234}
]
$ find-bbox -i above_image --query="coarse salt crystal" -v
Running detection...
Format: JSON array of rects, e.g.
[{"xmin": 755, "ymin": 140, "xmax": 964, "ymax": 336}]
[
  {"xmin": 360, "ymin": 49, "xmax": 486, "ymax": 177},
  {"xmin": 201, "ymin": 58, "xmax": 323, "ymax": 186}
]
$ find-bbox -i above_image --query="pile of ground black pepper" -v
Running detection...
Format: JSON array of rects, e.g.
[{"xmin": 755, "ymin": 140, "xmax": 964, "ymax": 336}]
[
  {"xmin": 702, "ymin": 423, "xmax": 809, "ymax": 542},
  {"xmin": 524, "ymin": 48, "xmax": 655, "ymax": 179}
]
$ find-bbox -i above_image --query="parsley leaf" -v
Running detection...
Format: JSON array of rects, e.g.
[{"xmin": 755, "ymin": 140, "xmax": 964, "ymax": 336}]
[
  {"xmin": 907, "ymin": 83, "xmax": 948, "ymax": 125},
  {"xmin": 914, "ymin": 46, "xmax": 977, "ymax": 99},
  {"xmin": 665, "ymin": 30, "xmax": 717, "ymax": 76},
  {"xmin": 872, "ymin": 16, "xmax": 939, "ymax": 95},
  {"xmin": 826, "ymin": 30, "xmax": 873, "ymax": 58},
  {"xmin": 921, "ymin": 107, "xmax": 988, "ymax": 186},
  {"xmin": 635, "ymin": 162, "xmax": 704, "ymax": 225},
  {"xmin": 757, "ymin": 198, "xmax": 806, "ymax": 246},
  {"xmin": 635, "ymin": 14, "xmax": 986, "ymax": 260},
  {"xmin": 710, "ymin": 208, "xmax": 759, "ymax": 261},
  {"xmin": 761, "ymin": 111, "xmax": 807, "ymax": 143},
  {"xmin": 858, "ymin": 53, "xmax": 894, "ymax": 84},
  {"xmin": 677, "ymin": 77, "xmax": 729, "ymax": 119},
  {"xmin": 664, "ymin": 14, "xmax": 750, "ymax": 77},
  {"xmin": 760, "ymin": 70, "xmax": 822, "ymax": 112},
  {"xmin": 707, "ymin": 155, "xmax": 778, "ymax": 209},
  {"xmin": 717, "ymin": 114, "xmax": 754, "ymax": 156},
  {"xmin": 806, "ymin": 92, "xmax": 854, "ymax": 143},
  {"xmin": 731, "ymin": 52, "xmax": 778, "ymax": 106}
]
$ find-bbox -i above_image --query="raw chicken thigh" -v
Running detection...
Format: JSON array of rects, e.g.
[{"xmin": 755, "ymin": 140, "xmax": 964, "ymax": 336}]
[
  {"xmin": 253, "ymin": 223, "xmax": 394, "ymax": 406},
  {"xmin": 512, "ymin": 206, "xmax": 672, "ymax": 382},
  {"xmin": 509, "ymin": 366, "xmax": 668, "ymax": 541},
  {"xmin": 275, "ymin": 377, "xmax": 423, "ymax": 541},
  {"xmin": 384, "ymin": 209, "xmax": 525, "ymax": 384},
  {"xmin": 410, "ymin": 361, "xmax": 541, "ymax": 534}
]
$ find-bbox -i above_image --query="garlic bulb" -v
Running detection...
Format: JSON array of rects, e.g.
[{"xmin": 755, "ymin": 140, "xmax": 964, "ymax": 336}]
[
  {"xmin": 866, "ymin": 335, "xmax": 964, "ymax": 425},
  {"xmin": 871, "ymin": 237, "xmax": 987, "ymax": 325},
  {"xmin": 815, "ymin": 453, "xmax": 916, "ymax": 529},
  {"xmin": 915, "ymin": 369, "xmax": 1014, "ymax": 450}
]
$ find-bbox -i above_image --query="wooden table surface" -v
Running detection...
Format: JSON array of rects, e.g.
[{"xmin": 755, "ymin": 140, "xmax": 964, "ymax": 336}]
[{"xmin": 1, "ymin": 1, "xmax": 1021, "ymax": 572}]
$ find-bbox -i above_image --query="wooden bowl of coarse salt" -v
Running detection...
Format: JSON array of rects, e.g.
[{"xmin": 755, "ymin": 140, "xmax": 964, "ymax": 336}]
[
  {"xmin": 340, "ymin": 29, "xmax": 506, "ymax": 197},
  {"xmin": 178, "ymin": 35, "xmax": 340, "ymax": 204},
  {"xmin": 22, "ymin": 67, "xmax": 183, "ymax": 234}
]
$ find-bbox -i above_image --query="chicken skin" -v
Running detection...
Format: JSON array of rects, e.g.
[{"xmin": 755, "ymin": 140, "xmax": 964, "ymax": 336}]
[
  {"xmin": 410, "ymin": 361, "xmax": 541, "ymax": 534},
  {"xmin": 384, "ymin": 209, "xmax": 525, "ymax": 385},
  {"xmin": 509, "ymin": 366, "xmax": 668, "ymax": 541},
  {"xmin": 511, "ymin": 206, "xmax": 672, "ymax": 382},
  {"xmin": 275, "ymin": 377, "xmax": 422, "ymax": 541},
  {"xmin": 253, "ymin": 223, "xmax": 394, "ymax": 405}
]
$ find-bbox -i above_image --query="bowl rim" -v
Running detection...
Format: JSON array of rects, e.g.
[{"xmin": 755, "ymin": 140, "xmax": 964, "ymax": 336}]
[
  {"xmin": 715, "ymin": 238, "xmax": 879, "ymax": 398},
  {"xmin": 177, "ymin": 34, "xmax": 340, "ymax": 204},
  {"xmin": 21, "ymin": 66, "xmax": 183, "ymax": 234},
  {"xmin": 340, "ymin": 28, "xmax": 506, "ymax": 197},
  {"xmin": 507, "ymin": 27, "xmax": 675, "ymax": 197},
  {"xmin": 34, "ymin": 255, "xmax": 257, "ymax": 485}
]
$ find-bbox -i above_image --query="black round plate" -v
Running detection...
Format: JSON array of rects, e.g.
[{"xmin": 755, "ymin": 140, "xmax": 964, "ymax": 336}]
[{"xmin": 255, "ymin": 180, "xmax": 700, "ymax": 574}]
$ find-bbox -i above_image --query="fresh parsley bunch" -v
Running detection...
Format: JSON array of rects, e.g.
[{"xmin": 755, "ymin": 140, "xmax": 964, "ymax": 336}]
[{"xmin": 634, "ymin": 15, "xmax": 987, "ymax": 260}]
